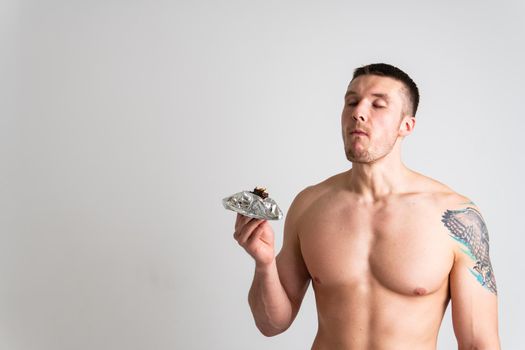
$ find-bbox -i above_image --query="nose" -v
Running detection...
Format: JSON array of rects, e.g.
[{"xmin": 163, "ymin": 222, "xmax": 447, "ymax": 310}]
[
  {"xmin": 351, "ymin": 102, "xmax": 368, "ymax": 122},
  {"xmin": 353, "ymin": 113, "xmax": 366, "ymax": 122}
]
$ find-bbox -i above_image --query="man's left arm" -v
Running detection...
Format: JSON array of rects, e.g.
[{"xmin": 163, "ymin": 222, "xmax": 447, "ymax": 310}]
[{"xmin": 442, "ymin": 203, "xmax": 501, "ymax": 350}]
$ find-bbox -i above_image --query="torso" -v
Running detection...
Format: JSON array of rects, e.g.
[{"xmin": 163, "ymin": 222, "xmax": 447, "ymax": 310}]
[{"xmin": 297, "ymin": 170, "xmax": 464, "ymax": 349}]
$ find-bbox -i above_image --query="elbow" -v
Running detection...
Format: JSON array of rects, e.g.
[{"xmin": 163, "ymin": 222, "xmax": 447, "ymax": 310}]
[
  {"xmin": 248, "ymin": 295, "xmax": 296, "ymax": 337},
  {"xmin": 258, "ymin": 327, "xmax": 281, "ymax": 337},
  {"xmin": 253, "ymin": 313, "xmax": 291, "ymax": 337},
  {"xmin": 256, "ymin": 323, "xmax": 288, "ymax": 337},
  {"xmin": 458, "ymin": 338, "xmax": 501, "ymax": 350}
]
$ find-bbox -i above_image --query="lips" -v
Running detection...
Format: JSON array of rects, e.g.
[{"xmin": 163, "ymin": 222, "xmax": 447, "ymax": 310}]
[{"xmin": 350, "ymin": 129, "xmax": 368, "ymax": 136}]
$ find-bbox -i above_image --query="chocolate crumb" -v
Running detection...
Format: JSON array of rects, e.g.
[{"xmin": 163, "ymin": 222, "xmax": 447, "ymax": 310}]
[{"xmin": 251, "ymin": 187, "xmax": 269, "ymax": 199}]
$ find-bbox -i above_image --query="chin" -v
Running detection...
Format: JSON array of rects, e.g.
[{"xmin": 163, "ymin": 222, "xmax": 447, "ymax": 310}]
[
  {"xmin": 345, "ymin": 151, "xmax": 372, "ymax": 163},
  {"xmin": 349, "ymin": 158, "xmax": 375, "ymax": 165},
  {"xmin": 345, "ymin": 149, "xmax": 388, "ymax": 164}
]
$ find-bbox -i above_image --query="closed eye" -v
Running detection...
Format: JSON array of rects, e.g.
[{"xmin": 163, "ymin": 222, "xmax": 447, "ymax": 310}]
[{"xmin": 373, "ymin": 100, "xmax": 387, "ymax": 108}]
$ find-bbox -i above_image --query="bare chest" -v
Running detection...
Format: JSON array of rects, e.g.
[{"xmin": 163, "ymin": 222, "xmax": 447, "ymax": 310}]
[{"xmin": 299, "ymin": 197, "xmax": 454, "ymax": 297}]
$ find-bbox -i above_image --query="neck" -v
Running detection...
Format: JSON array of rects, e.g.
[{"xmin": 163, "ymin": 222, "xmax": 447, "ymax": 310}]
[{"xmin": 344, "ymin": 140, "xmax": 412, "ymax": 202}]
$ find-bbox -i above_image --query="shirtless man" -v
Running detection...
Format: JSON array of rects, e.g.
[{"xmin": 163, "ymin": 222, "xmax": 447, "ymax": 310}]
[{"xmin": 233, "ymin": 63, "xmax": 501, "ymax": 349}]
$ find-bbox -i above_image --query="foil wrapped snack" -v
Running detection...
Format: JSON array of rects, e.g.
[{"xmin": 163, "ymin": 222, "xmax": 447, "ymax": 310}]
[{"xmin": 222, "ymin": 187, "xmax": 283, "ymax": 220}]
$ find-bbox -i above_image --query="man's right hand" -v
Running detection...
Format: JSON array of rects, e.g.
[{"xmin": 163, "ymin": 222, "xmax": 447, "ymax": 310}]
[{"xmin": 233, "ymin": 213, "xmax": 275, "ymax": 267}]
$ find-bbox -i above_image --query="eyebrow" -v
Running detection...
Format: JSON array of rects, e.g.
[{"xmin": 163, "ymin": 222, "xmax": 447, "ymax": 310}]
[{"xmin": 344, "ymin": 91, "xmax": 390, "ymax": 101}]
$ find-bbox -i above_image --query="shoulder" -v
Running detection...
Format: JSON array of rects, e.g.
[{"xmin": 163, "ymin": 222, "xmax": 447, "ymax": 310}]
[
  {"xmin": 410, "ymin": 170, "xmax": 479, "ymax": 211},
  {"xmin": 413, "ymin": 174, "xmax": 492, "ymax": 248},
  {"xmin": 286, "ymin": 173, "xmax": 342, "ymax": 224},
  {"xmin": 406, "ymin": 172, "xmax": 490, "ymax": 235}
]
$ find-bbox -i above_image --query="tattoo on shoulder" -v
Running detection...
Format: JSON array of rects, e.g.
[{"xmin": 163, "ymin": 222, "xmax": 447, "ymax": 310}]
[{"xmin": 441, "ymin": 207, "xmax": 497, "ymax": 295}]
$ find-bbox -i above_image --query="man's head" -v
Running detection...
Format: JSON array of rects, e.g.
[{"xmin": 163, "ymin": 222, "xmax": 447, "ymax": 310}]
[
  {"xmin": 341, "ymin": 63, "xmax": 419, "ymax": 164},
  {"xmin": 351, "ymin": 63, "xmax": 419, "ymax": 117}
]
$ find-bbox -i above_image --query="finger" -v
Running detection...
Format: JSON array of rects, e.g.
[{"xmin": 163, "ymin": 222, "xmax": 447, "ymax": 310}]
[
  {"xmin": 235, "ymin": 213, "xmax": 250, "ymax": 232},
  {"xmin": 234, "ymin": 216, "xmax": 257, "ymax": 241},
  {"xmin": 246, "ymin": 220, "xmax": 273, "ymax": 245},
  {"xmin": 235, "ymin": 213, "xmax": 241, "ymax": 231},
  {"xmin": 238, "ymin": 218, "xmax": 265, "ymax": 245},
  {"xmin": 246, "ymin": 220, "xmax": 268, "ymax": 245},
  {"xmin": 234, "ymin": 214, "xmax": 251, "ymax": 240}
]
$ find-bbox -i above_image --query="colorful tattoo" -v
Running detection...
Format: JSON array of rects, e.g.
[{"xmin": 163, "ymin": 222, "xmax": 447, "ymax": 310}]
[{"xmin": 441, "ymin": 207, "xmax": 497, "ymax": 295}]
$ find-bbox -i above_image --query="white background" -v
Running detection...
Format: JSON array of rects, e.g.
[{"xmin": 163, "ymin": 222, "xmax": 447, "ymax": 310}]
[{"xmin": 1, "ymin": 0, "xmax": 524, "ymax": 349}]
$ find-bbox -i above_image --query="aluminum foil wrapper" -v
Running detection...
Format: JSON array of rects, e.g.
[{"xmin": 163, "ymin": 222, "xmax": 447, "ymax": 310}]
[{"xmin": 222, "ymin": 190, "xmax": 283, "ymax": 220}]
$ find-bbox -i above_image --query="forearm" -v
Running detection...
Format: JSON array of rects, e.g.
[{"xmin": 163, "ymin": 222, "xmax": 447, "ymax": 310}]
[{"xmin": 248, "ymin": 259, "xmax": 294, "ymax": 336}]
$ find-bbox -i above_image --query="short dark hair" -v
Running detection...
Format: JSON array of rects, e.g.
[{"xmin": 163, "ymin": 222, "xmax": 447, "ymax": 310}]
[{"xmin": 351, "ymin": 63, "xmax": 420, "ymax": 116}]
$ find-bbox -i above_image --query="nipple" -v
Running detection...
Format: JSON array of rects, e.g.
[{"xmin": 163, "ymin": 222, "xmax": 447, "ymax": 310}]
[{"xmin": 413, "ymin": 287, "xmax": 427, "ymax": 296}]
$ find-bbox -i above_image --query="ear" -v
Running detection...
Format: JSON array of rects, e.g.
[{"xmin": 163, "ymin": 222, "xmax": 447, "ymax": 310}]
[{"xmin": 399, "ymin": 115, "xmax": 416, "ymax": 137}]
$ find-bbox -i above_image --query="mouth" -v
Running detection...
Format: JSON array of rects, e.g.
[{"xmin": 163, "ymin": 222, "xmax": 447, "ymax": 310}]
[{"xmin": 350, "ymin": 130, "xmax": 368, "ymax": 136}]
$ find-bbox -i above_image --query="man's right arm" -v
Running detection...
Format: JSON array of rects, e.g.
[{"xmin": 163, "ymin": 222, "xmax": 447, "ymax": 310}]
[{"xmin": 234, "ymin": 189, "xmax": 311, "ymax": 336}]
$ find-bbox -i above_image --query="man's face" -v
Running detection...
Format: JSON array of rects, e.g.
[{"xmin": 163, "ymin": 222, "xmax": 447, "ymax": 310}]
[{"xmin": 341, "ymin": 74, "xmax": 411, "ymax": 164}]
